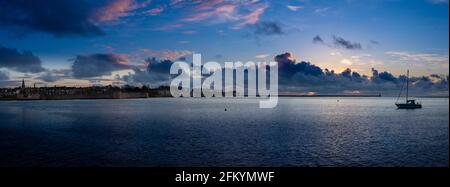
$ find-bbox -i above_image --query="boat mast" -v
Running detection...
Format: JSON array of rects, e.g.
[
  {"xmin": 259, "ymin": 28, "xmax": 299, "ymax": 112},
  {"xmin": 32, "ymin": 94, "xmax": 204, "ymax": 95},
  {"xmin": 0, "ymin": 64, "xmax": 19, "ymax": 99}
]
[{"xmin": 406, "ymin": 69, "xmax": 409, "ymax": 102}]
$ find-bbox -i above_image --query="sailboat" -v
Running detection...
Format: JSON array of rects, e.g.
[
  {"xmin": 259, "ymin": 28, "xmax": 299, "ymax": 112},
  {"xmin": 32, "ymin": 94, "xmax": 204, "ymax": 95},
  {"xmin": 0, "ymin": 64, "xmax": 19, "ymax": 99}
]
[{"xmin": 395, "ymin": 70, "xmax": 422, "ymax": 109}]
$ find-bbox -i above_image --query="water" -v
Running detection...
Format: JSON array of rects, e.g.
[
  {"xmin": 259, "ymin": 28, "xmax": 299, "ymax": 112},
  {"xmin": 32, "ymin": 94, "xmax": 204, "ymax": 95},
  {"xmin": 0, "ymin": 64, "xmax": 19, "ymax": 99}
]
[{"xmin": 0, "ymin": 97, "xmax": 448, "ymax": 167}]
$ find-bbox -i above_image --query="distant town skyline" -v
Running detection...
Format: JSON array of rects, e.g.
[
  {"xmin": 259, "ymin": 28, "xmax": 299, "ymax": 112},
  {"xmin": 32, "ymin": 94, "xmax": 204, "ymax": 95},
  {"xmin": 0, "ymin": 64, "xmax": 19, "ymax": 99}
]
[{"xmin": 0, "ymin": 0, "xmax": 448, "ymax": 95}]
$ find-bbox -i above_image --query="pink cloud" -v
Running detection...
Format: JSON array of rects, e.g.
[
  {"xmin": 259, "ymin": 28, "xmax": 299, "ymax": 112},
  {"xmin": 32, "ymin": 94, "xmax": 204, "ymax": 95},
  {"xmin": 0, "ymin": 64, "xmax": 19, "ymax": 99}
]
[
  {"xmin": 112, "ymin": 54, "xmax": 131, "ymax": 65},
  {"xmin": 195, "ymin": 0, "xmax": 226, "ymax": 10},
  {"xmin": 93, "ymin": 0, "xmax": 151, "ymax": 22},
  {"xmin": 182, "ymin": 2, "xmax": 237, "ymax": 22},
  {"xmin": 146, "ymin": 7, "xmax": 164, "ymax": 16},
  {"xmin": 94, "ymin": 44, "xmax": 115, "ymax": 53},
  {"xmin": 180, "ymin": 0, "xmax": 268, "ymax": 29},
  {"xmin": 136, "ymin": 49, "xmax": 193, "ymax": 61},
  {"xmin": 233, "ymin": 3, "xmax": 268, "ymax": 29},
  {"xmin": 170, "ymin": 0, "xmax": 184, "ymax": 6},
  {"xmin": 182, "ymin": 11, "xmax": 216, "ymax": 22},
  {"xmin": 160, "ymin": 50, "xmax": 193, "ymax": 60},
  {"xmin": 88, "ymin": 0, "xmax": 268, "ymax": 31},
  {"xmin": 241, "ymin": 4, "xmax": 267, "ymax": 24}
]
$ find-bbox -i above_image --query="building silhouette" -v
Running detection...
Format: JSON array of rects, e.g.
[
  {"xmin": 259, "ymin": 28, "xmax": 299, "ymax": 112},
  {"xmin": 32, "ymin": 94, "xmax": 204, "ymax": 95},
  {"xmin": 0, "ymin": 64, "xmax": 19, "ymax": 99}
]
[{"xmin": 0, "ymin": 80, "xmax": 171, "ymax": 100}]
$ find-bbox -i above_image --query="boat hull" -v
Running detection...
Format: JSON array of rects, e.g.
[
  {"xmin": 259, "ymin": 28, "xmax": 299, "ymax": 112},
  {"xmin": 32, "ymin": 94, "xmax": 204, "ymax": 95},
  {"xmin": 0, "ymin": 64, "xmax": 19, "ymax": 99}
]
[{"xmin": 396, "ymin": 103, "xmax": 422, "ymax": 109}]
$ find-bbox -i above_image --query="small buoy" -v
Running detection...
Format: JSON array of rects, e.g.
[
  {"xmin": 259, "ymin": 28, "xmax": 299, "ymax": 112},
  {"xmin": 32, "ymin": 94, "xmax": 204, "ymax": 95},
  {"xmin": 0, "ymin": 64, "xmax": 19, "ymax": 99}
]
[{"xmin": 224, "ymin": 108, "xmax": 227, "ymax": 111}]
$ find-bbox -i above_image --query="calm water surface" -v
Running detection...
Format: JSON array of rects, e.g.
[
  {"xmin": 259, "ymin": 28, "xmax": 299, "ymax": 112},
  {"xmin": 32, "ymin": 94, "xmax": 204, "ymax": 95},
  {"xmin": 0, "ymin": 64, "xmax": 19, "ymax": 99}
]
[{"xmin": 0, "ymin": 97, "xmax": 448, "ymax": 166}]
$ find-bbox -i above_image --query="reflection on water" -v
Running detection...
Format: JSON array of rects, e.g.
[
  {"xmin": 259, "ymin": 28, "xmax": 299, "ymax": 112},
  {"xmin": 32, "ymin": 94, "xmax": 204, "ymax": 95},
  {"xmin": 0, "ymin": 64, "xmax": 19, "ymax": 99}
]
[{"xmin": 0, "ymin": 97, "xmax": 448, "ymax": 166}]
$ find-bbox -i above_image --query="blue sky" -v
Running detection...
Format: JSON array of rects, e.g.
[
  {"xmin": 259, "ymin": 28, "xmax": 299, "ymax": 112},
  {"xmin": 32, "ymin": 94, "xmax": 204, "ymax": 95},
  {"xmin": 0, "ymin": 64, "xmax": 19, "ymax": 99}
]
[{"xmin": 0, "ymin": 0, "xmax": 448, "ymax": 94}]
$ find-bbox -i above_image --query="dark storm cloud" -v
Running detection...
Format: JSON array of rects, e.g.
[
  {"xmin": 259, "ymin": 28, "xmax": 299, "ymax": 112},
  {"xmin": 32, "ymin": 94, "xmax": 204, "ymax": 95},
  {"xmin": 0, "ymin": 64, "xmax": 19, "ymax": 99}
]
[
  {"xmin": 332, "ymin": 36, "xmax": 362, "ymax": 50},
  {"xmin": 273, "ymin": 52, "xmax": 448, "ymax": 96},
  {"xmin": 312, "ymin": 35, "xmax": 324, "ymax": 44},
  {"xmin": 0, "ymin": 70, "xmax": 9, "ymax": 80},
  {"xmin": 0, "ymin": 0, "xmax": 105, "ymax": 36},
  {"xmin": 274, "ymin": 52, "xmax": 296, "ymax": 64},
  {"xmin": 275, "ymin": 52, "xmax": 323, "ymax": 78},
  {"xmin": 146, "ymin": 58, "xmax": 174, "ymax": 74},
  {"xmin": 38, "ymin": 72, "xmax": 60, "ymax": 82},
  {"xmin": 71, "ymin": 53, "xmax": 132, "ymax": 78},
  {"xmin": 370, "ymin": 68, "xmax": 398, "ymax": 83},
  {"xmin": 243, "ymin": 21, "xmax": 286, "ymax": 45},
  {"xmin": 253, "ymin": 21, "xmax": 284, "ymax": 35},
  {"xmin": 0, "ymin": 46, "xmax": 46, "ymax": 73},
  {"xmin": 121, "ymin": 58, "xmax": 175, "ymax": 87},
  {"xmin": 38, "ymin": 69, "xmax": 71, "ymax": 82},
  {"xmin": 0, "ymin": 80, "xmax": 20, "ymax": 87}
]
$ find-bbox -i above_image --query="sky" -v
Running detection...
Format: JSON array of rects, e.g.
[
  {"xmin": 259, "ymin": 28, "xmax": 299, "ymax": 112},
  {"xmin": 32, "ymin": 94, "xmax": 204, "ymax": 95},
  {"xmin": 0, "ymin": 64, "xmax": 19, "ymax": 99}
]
[{"xmin": 0, "ymin": 0, "xmax": 448, "ymax": 95}]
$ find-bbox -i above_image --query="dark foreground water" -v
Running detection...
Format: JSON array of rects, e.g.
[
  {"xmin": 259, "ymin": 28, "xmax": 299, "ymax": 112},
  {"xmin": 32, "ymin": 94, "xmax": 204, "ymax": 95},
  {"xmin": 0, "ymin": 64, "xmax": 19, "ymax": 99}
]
[{"xmin": 0, "ymin": 97, "xmax": 448, "ymax": 167}]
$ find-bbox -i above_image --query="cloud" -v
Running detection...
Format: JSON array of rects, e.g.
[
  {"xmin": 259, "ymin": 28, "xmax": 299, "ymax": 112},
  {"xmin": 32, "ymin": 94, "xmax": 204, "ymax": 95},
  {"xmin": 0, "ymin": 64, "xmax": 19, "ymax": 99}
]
[
  {"xmin": 0, "ymin": 0, "xmax": 103, "ymax": 36},
  {"xmin": 153, "ymin": 23, "xmax": 185, "ymax": 31},
  {"xmin": 182, "ymin": 30, "xmax": 197, "ymax": 34},
  {"xmin": 385, "ymin": 51, "xmax": 449, "ymax": 64},
  {"xmin": 253, "ymin": 21, "xmax": 284, "ymax": 35},
  {"xmin": 287, "ymin": 5, "xmax": 303, "ymax": 11},
  {"xmin": 137, "ymin": 49, "xmax": 193, "ymax": 61},
  {"xmin": 332, "ymin": 36, "xmax": 362, "ymax": 50},
  {"xmin": 71, "ymin": 53, "xmax": 132, "ymax": 78},
  {"xmin": 38, "ymin": 72, "xmax": 61, "ymax": 82},
  {"xmin": 121, "ymin": 49, "xmax": 194, "ymax": 86},
  {"xmin": 314, "ymin": 7, "xmax": 329, "ymax": 14},
  {"xmin": 273, "ymin": 52, "xmax": 448, "ymax": 96},
  {"xmin": 329, "ymin": 52, "xmax": 342, "ymax": 56},
  {"xmin": 121, "ymin": 58, "xmax": 175, "ymax": 87},
  {"xmin": 0, "ymin": 0, "xmax": 151, "ymax": 37},
  {"xmin": 0, "ymin": 46, "xmax": 46, "ymax": 73},
  {"xmin": 274, "ymin": 52, "xmax": 296, "ymax": 64},
  {"xmin": 146, "ymin": 58, "xmax": 174, "ymax": 74},
  {"xmin": 313, "ymin": 35, "xmax": 363, "ymax": 50},
  {"xmin": 274, "ymin": 52, "xmax": 324, "ymax": 86},
  {"xmin": 146, "ymin": 7, "xmax": 164, "ymax": 16},
  {"xmin": 244, "ymin": 21, "xmax": 285, "ymax": 44},
  {"xmin": 93, "ymin": 0, "xmax": 151, "ymax": 22},
  {"xmin": 370, "ymin": 68, "xmax": 397, "ymax": 83},
  {"xmin": 177, "ymin": 40, "xmax": 191, "ymax": 44},
  {"xmin": 237, "ymin": 3, "xmax": 269, "ymax": 27},
  {"xmin": 255, "ymin": 54, "xmax": 270, "ymax": 58},
  {"xmin": 428, "ymin": 0, "xmax": 448, "ymax": 4},
  {"xmin": 0, "ymin": 70, "xmax": 9, "ymax": 80},
  {"xmin": 182, "ymin": 3, "xmax": 237, "ymax": 22},
  {"xmin": 117, "ymin": 51, "xmax": 449, "ymax": 95},
  {"xmin": 340, "ymin": 59, "xmax": 353, "ymax": 65},
  {"xmin": 312, "ymin": 35, "xmax": 324, "ymax": 44},
  {"xmin": 176, "ymin": 0, "xmax": 269, "ymax": 29},
  {"xmin": 430, "ymin": 74, "xmax": 446, "ymax": 79},
  {"xmin": 38, "ymin": 69, "xmax": 71, "ymax": 82}
]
